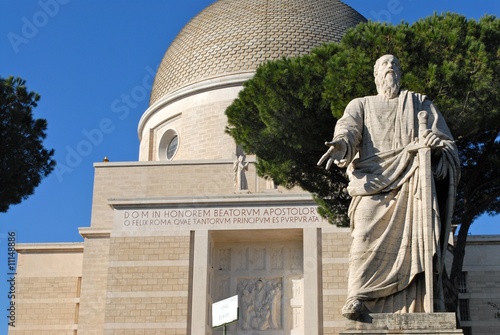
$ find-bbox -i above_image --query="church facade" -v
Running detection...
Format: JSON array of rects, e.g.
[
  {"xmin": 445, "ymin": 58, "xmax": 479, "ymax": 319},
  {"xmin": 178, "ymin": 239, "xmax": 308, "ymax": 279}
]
[{"xmin": 10, "ymin": 1, "xmax": 500, "ymax": 335}]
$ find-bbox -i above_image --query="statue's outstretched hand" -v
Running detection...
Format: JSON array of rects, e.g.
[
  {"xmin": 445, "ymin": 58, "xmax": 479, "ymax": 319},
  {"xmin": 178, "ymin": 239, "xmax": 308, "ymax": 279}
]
[{"xmin": 317, "ymin": 139, "xmax": 347, "ymax": 169}]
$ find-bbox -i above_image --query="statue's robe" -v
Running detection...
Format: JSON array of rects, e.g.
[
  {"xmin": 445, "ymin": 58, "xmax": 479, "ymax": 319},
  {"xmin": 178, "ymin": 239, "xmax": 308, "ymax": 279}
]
[{"xmin": 333, "ymin": 90, "xmax": 460, "ymax": 313}]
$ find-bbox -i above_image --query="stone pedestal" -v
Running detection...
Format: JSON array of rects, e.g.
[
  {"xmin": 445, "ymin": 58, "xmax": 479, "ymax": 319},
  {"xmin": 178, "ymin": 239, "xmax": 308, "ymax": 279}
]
[{"xmin": 340, "ymin": 313, "xmax": 463, "ymax": 335}]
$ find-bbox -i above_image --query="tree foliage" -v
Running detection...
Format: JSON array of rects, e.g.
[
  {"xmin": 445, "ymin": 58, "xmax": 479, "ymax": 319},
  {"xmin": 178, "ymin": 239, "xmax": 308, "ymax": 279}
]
[
  {"xmin": 226, "ymin": 44, "xmax": 352, "ymax": 225},
  {"xmin": 226, "ymin": 13, "xmax": 500, "ymax": 308},
  {"xmin": 0, "ymin": 76, "xmax": 56, "ymax": 212}
]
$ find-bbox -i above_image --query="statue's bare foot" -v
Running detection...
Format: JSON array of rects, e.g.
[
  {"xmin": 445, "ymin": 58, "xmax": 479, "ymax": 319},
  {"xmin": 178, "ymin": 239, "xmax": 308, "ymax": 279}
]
[{"xmin": 341, "ymin": 299, "xmax": 363, "ymax": 320}]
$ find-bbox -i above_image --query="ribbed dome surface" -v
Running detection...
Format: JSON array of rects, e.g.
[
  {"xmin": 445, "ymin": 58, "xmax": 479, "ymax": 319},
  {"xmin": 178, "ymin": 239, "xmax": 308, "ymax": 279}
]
[{"xmin": 149, "ymin": 0, "xmax": 365, "ymax": 105}]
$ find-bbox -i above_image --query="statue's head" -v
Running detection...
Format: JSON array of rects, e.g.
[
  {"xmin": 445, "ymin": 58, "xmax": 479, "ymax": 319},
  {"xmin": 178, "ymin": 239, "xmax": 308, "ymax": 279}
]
[{"xmin": 374, "ymin": 54, "xmax": 402, "ymax": 99}]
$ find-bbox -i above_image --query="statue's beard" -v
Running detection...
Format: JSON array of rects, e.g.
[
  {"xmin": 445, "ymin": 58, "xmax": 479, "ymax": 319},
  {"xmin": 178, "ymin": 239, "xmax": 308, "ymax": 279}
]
[{"xmin": 376, "ymin": 71, "xmax": 400, "ymax": 99}]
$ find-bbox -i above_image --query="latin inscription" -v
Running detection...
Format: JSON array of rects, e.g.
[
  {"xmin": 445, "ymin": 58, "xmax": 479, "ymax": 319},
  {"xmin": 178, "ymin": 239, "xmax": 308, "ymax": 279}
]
[{"xmin": 118, "ymin": 206, "xmax": 325, "ymax": 229}]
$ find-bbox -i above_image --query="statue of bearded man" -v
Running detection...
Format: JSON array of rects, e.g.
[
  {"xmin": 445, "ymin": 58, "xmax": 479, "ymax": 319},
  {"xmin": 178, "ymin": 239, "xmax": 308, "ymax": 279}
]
[{"xmin": 318, "ymin": 55, "xmax": 460, "ymax": 319}]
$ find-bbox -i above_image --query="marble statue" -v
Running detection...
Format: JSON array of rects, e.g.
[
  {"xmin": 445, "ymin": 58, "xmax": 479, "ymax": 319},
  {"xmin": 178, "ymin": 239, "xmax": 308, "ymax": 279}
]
[
  {"xmin": 233, "ymin": 155, "xmax": 249, "ymax": 190},
  {"xmin": 318, "ymin": 55, "xmax": 460, "ymax": 319}
]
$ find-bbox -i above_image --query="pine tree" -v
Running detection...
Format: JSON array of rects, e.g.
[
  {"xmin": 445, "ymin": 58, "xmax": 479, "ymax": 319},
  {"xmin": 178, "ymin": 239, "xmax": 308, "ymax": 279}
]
[{"xmin": 0, "ymin": 76, "xmax": 56, "ymax": 212}]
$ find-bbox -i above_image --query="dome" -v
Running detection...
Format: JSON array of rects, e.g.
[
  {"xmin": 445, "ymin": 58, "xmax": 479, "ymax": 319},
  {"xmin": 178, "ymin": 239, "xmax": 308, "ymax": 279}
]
[{"xmin": 149, "ymin": 0, "xmax": 365, "ymax": 105}]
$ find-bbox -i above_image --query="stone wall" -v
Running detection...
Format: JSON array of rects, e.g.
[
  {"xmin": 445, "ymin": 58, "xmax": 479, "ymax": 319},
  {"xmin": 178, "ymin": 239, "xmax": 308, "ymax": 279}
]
[
  {"xmin": 459, "ymin": 236, "xmax": 500, "ymax": 335},
  {"xmin": 104, "ymin": 235, "xmax": 191, "ymax": 334},
  {"xmin": 139, "ymin": 85, "xmax": 243, "ymax": 162},
  {"xmin": 77, "ymin": 233, "xmax": 110, "ymax": 334},
  {"xmin": 322, "ymin": 228, "xmax": 351, "ymax": 335},
  {"xmin": 11, "ymin": 244, "xmax": 83, "ymax": 335},
  {"xmin": 90, "ymin": 161, "xmax": 303, "ymax": 230}
]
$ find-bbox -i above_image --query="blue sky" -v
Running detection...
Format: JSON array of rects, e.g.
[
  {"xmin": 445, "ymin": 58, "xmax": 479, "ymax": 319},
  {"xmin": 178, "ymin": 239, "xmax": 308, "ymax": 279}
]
[{"xmin": 0, "ymin": 0, "xmax": 499, "ymax": 333}]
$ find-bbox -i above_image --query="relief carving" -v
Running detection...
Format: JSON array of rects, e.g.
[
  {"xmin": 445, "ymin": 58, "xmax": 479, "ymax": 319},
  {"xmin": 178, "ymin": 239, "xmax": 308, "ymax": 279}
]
[{"xmin": 237, "ymin": 278, "xmax": 282, "ymax": 330}]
